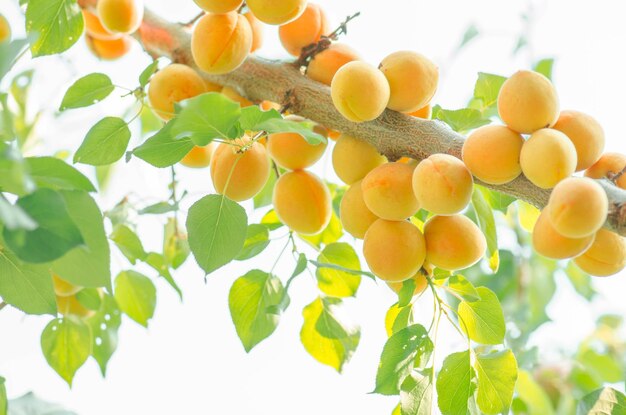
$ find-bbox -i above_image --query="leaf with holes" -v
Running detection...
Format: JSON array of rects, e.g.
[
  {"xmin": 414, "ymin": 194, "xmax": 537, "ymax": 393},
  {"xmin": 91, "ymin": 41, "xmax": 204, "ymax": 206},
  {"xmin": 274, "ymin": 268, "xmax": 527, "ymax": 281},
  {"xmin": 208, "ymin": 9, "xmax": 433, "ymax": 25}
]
[
  {"xmin": 26, "ymin": 0, "xmax": 83, "ymax": 57},
  {"xmin": 40, "ymin": 317, "xmax": 92, "ymax": 386}
]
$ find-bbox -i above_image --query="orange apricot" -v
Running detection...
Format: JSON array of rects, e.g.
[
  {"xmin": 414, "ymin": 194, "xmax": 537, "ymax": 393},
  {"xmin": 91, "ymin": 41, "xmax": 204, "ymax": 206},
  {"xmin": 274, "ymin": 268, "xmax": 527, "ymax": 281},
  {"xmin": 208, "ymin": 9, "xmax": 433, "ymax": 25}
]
[
  {"xmin": 408, "ymin": 104, "xmax": 432, "ymax": 119},
  {"xmin": 279, "ymin": 3, "xmax": 330, "ymax": 56},
  {"xmin": 148, "ymin": 64, "xmax": 207, "ymax": 121},
  {"xmin": 97, "ymin": 0, "xmax": 144, "ymax": 34},
  {"xmin": 86, "ymin": 35, "xmax": 132, "ymax": 60},
  {"xmin": 331, "ymin": 61, "xmax": 390, "ymax": 122},
  {"xmin": 585, "ymin": 152, "xmax": 626, "ymax": 189},
  {"xmin": 221, "ymin": 86, "xmax": 254, "ymax": 107},
  {"xmin": 332, "ymin": 134, "xmax": 386, "ymax": 184},
  {"xmin": 82, "ymin": 10, "xmax": 119, "ymax": 40},
  {"xmin": 361, "ymin": 162, "xmax": 420, "ymax": 221},
  {"xmin": 181, "ymin": 143, "xmax": 217, "ymax": 168},
  {"xmin": 52, "ymin": 274, "xmax": 81, "ymax": 297},
  {"xmin": 244, "ymin": 12, "xmax": 264, "ymax": 53},
  {"xmin": 532, "ymin": 211, "xmax": 595, "ymax": 260},
  {"xmin": 307, "ymin": 43, "xmax": 360, "ymax": 86},
  {"xmin": 0, "ymin": 14, "xmax": 10, "ymax": 43},
  {"xmin": 194, "ymin": 0, "xmax": 243, "ymax": 13},
  {"xmin": 574, "ymin": 229, "xmax": 626, "ymax": 277},
  {"xmin": 339, "ymin": 179, "xmax": 378, "ymax": 239},
  {"xmin": 552, "ymin": 110, "xmax": 605, "ymax": 171},
  {"xmin": 520, "ymin": 128, "xmax": 577, "ymax": 189},
  {"xmin": 246, "ymin": 0, "xmax": 307, "ymax": 25},
  {"xmin": 387, "ymin": 273, "xmax": 428, "ymax": 296},
  {"xmin": 423, "ymin": 215, "xmax": 486, "ymax": 271},
  {"xmin": 267, "ymin": 131, "xmax": 327, "ymax": 170}
]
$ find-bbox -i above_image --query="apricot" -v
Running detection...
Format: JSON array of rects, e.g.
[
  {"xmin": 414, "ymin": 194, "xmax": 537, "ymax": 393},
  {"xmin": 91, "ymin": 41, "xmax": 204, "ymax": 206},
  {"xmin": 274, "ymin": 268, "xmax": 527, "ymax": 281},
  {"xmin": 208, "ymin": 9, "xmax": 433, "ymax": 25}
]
[
  {"xmin": 574, "ymin": 229, "xmax": 626, "ymax": 277},
  {"xmin": 279, "ymin": 3, "xmax": 330, "ymax": 56},
  {"xmin": 82, "ymin": 10, "xmax": 119, "ymax": 40},
  {"xmin": 520, "ymin": 128, "xmax": 577, "ymax": 189},
  {"xmin": 97, "ymin": 0, "xmax": 144, "ymax": 34},
  {"xmin": 379, "ymin": 51, "xmax": 438, "ymax": 113},
  {"xmin": 339, "ymin": 180, "xmax": 378, "ymax": 239},
  {"xmin": 210, "ymin": 138, "xmax": 270, "ymax": 201},
  {"xmin": 193, "ymin": 0, "xmax": 243, "ymax": 13},
  {"xmin": 363, "ymin": 219, "xmax": 426, "ymax": 282},
  {"xmin": 585, "ymin": 152, "xmax": 626, "ymax": 189},
  {"xmin": 203, "ymin": 79, "xmax": 222, "ymax": 93},
  {"xmin": 547, "ymin": 177, "xmax": 608, "ymax": 238},
  {"xmin": 181, "ymin": 143, "xmax": 217, "ymax": 168},
  {"xmin": 0, "ymin": 14, "xmax": 10, "ymax": 43},
  {"xmin": 246, "ymin": 0, "xmax": 307, "ymax": 25},
  {"xmin": 412, "ymin": 154, "xmax": 473, "ymax": 215},
  {"xmin": 86, "ymin": 35, "xmax": 132, "ymax": 60},
  {"xmin": 221, "ymin": 86, "xmax": 253, "ymax": 107},
  {"xmin": 362, "ymin": 162, "xmax": 420, "ymax": 221},
  {"xmin": 497, "ymin": 70, "xmax": 559, "ymax": 134},
  {"xmin": 267, "ymin": 132, "xmax": 327, "ymax": 171},
  {"xmin": 332, "ymin": 134, "xmax": 386, "ymax": 184},
  {"xmin": 52, "ymin": 274, "xmax": 81, "ymax": 297},
  {"xmin": 191, "ymin": 12, "xmax": 252, "ymax": 75},
  {"xmin": 272, "ymin": 170, "xmax": 331, "ymax": 235},
  {"xmin": 307, "ymin": 43, "xmax": 361, "ymax": 86},
  {"xmin": 423, "ymin": 215, "xmax": 486, "ymax": 271},
  {"xmin": 408, "ymin": 105, "xmax": 432, "ymax": 119},
  {"xmin": 331, "ymin": 61, "xmax": 390, "ymax": 122},
  {"xmin": 532, "ymin": 211, "xmax": 595, "ymax": 260},
  {"xmin": 387, "ymin": 273, "xmax": 428, "ymax": 296},
  {"xmin": 148, "ymin": 64, "xmax": 206, "ymax": 121},
  {"xmin": 56, "ymin": 294, "xmax": 95, "ymax": 318},
  {"xmin": 462, "ymin": 125, "xmax": 524, "ymax": 185},
  {"xmin": 244, "ymin": 12, "xmax": 264, "ymax": 53},
  {"xmin": 552, "ymin": 110, "xmax": 605, "ymax": 171}
]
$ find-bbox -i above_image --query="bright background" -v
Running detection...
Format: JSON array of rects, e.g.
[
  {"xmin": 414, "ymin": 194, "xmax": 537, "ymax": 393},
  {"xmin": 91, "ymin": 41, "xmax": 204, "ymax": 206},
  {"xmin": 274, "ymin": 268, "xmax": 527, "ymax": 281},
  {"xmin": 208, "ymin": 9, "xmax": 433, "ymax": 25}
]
[{"xmin": 1, "ymin": 0, "xmax": 625, "ymax": 413}]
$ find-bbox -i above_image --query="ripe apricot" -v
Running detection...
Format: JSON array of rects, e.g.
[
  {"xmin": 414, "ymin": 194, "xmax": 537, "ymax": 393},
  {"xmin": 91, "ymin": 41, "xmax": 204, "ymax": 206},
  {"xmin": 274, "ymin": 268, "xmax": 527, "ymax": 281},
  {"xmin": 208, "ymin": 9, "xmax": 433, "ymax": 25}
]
[
  {"xmin": 191, "ymin": 12, "xmax": 252, "ymax": 75},
  {"xmin": 362, "ymin": 162, "xmax": 420, "ymax": 221},
  {"xmin": 332, "ymin": 134, "xmax": 386, "ymax": 184},
  {"xmin": 339, "ymin": 180, "xmax": 378, "ymax": 239},
  {"xmin": 379, "ymin": 51, "xmax": 438, "ymax": 113},
  {"xmin": 552, "ymin": 110, "xmax": 605, "ymax": 171},
  {"xmin": 203, "ymin": 79, "xmax": 222, "ymax": 93},
  {"xmin": 585, "ymin": 152, "xmax": 626, "ymax": 189},
  {"xmin": 221, "ymin": 86, "xmax": 253, "ymax": 107},
  {"xmin": 408, "ymin": 105, "xmax": 431, "ymax": 119},
  {"xmin": 331, "ymin": 61, "xmax": 390, "ymax": 122},
  {"xmin": 574, "ymin": 229, "xmax": 626, "ymax": 277},
  {"xmin": 363, "ymin": 219, "xmax": 426, "ymax": 282},
  {"xmin": 246, "ymin": 0, "xmax": 307, "ymax": 25},
  {"xmin": 193, "ymin": 0, "xmax": 243, "ymax": 13},
  {"xmin": 181, "ymin": 143, "xmax": 216, "ymax": 168},
  {"xmin": 279, "ymin": 3, "xmax": 329, "ymax": 56},
  {"xmin": 267, "ymin": 132, "xmax": 327, "ymax": 170},
  {"xmin": 387, "ymin": 273, "xmax": 428, "ymax": 296},
  {"xmin": 52, "ymin": 274, "xmax": 81, "ymax": 297},
  {"xmin": 148, "ymin": 64, "xmax": 206, "ymax": 121},
  {"xmin": 97, "ymin": 0, "xmax": 144, "ymax": 34},
  {"xmin": 462, "ymin": 125, "xmax": 524, "ymax": 185},
  {"xmin": 86, "ymin": 35, "xmax": 132, "ymax": 60},
  {"xmin": 56, "ymin": 294, "xmax": 95, "ymax": 318},
  {"xmin": 497, "ymin": 70, "xmax": 559, "ymax": 134},
  {"xmin": 520, "ymin": 128, "xmax": 577, "ymax": 189},
  {"xmin": 244, "ymin": 12, "xmax": 264, "ymax": 53},
  {"xmin": 423, "ymin": 215, "xmax": 486, "ymax": 271},
  {"xmin": 82, "ymin": 10, "xmax": 119, "ymax": 40},
  {"xmin": 272, "ymin": 170, "xmax": 331, "ymax": 235},
  {"xmin": 0, "ymin": 14, "xmax": 10, "ymax": 43},
  {"xmin": 307, "ymin": 43, "xmax": 361, "ymax": 86},
  {"xmin": 547, "ymin": 177, "xmax": 608, "ymax": 238},
  {"xmin": 532, "ymin": 211, "xmax": 595, "ymax": 259},
  {"xmin": 210, "ymin": 138, "xmax": 270, "ymax": 201},
  {"xmin": 412, "ymin": 154, "xmax": 473, "ymax": 215}
]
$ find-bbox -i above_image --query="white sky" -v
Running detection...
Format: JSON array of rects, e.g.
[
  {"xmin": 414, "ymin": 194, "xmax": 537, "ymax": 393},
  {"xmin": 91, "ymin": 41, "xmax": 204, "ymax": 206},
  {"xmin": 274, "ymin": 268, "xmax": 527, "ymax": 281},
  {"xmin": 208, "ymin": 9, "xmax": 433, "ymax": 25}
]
[{"xmin": 0, "ymin": 0, "xmax": 625, "ymax": 414}]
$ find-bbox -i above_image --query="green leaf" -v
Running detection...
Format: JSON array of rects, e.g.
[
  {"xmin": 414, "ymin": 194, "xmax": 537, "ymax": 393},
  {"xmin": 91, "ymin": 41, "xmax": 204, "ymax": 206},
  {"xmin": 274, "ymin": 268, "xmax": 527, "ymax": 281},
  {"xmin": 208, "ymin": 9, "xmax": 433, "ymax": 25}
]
[
  {"xmin": 239, "ymin": 106, "xmax": 281, "ymax": 131},
  {"xmin": 458, "ymin": 287, "xmax": 505, "ymax": 344},
  {"xmin": 533, "ymin": 58, "xmax": 554, "ymax": 80},
  {"xmin": 109, "ymin": 224, "xmax": 147, "ymax": 265},
  {"xmin": 473, "ymin": 72, "xmax": 507, "ymax": 113},
  {"xmin": 26, "ymin": 0, "xmax": 83, "ymax": 57},
  {"xmin": 163, "ymin": 218, "xmax": 189, "ymax": 269},
  {"xmin": 300, "ymin": 297, "xmax": 360, "ymax": 372},
  {"xmin": 228, "ymin": 270, "xmax": 285, "ymax": 352},
  {"xmin": 86, "ymin": 295, "xmax": 121, "ymax": 376},
  {"xmin": 578, "ymin": 387, "xmax": 626, "ymax": 415},
  {"xmin": 260, "ymin": 209, "xmax": 283, "ymax": 231},
  {"xmin": 75, "ymin": 288, "xmax": 101, "ymax": 311},
  {"xmin": 565, "ymin": 261, "xmax": 595, "ymax": 300},
  {"xmin": 40, "ymin": 317, "xmax": 91, "ymax": 386},
  {"xmin": 477, "ymin": 185, "xmax": 516, "ymax": 213},
  {"xmin": 0, "ymin": 195, "xmax": 37, "ymax": 231},
  {"xmin": 299, "ymin": 211, "xmax": 343, "ymax": 248},
  {"xmin": 139, "ymin": 61, "xmax": 159, "ymax": 88},
  {"xmin": 0, "ymin": 376, "xmax": 6, "ymax": 415},
  {"xmin": 25, "ymin": 156, "xmax": 95, "ymax": 193},
  {"xmin": 385, "ymin": 303, "xmax": 413, "ymax": 337},
  {"xmin": 458, "ymin": 24, "xmax": 479, "ymax": 49},
  {"xmin": 310, "ymin": 260, "xmax": 375, "ymax": 280},
  {"xmin": 446, "ymin": 274, "xmax": 480, "ymax": 302},
  {"xmin": 431, "ymin": 105, "xmax": 490, "ymax": 133},
  {"xmin": 7, "ymin": 392, "xmax": 77, "ymax": 415},
  {"xmin": 172, "ymin": 93, "xmax": 242, "ymax": 145},
  {"xmin": 471, "ymin": 188, "xmax": 499, "ymax": 272},
  {"xmin": 0, "ymin": 141, "xmax": 34, "ymax": 195},
  {"xmin": 236, "ymin": 224, "xmax": 270, "ymax": 261},
  {"xmin": 74, "ymin": 117, "xmax": 131, "ymax": 166},
  {"xmin": 516, "ymin": 370, "xmax": 555, "ymax": 415},
  {"xmin": 436, "ymin": 350, "xmax": 472, "ymax": 415},
  {"xmin": 256, "ymin": 117, "xmax": 327, "ymax": 145},
  {"xmin": 398, "ymin": 279, "xmax": 416, "ymax": 307},
  {"xmin": 114, "ymin": 270, "xmax": 156, "ymax": 327},
  {"xmin": 139, "ymin": 201, "xmax": 178, "ymax": 215},
  {"xmin": 401, "ymin": 370, "xmax": 433, "ymax": 415},
  {"xmin": 315, "ymin": 242, "xmax": 361, "ymax": 298},
  {"xmin": 144, "ymin": 252, "xmax": 182, "ymax": 299},
  {"xmin": 187, "ymin": 194, "xmax": 248, "ymax": 274},
  {"xmin": 475, "ymin": 349, "xmax": 518, "ymax": 415},
  {"xmin": 0, "ymin": 38, "xmax": 32, "ymax": 82},
  {"xmin": 3, "ymin": 188, "xmax": 83, "ymax": 263},
  {"xmin": 253, "ymin": 167, "xmax": 277, "ymax": 209},
  {"xmin": 59, "ymin": 73, "xmax": 114, "ymax": 110},
  {"xmin": 374, "ymin": 324, "xmax": 432, "ymax": 395},
  {"xmin": 133, "ymin": 121, "xmax": 195, "ymax": 168}
]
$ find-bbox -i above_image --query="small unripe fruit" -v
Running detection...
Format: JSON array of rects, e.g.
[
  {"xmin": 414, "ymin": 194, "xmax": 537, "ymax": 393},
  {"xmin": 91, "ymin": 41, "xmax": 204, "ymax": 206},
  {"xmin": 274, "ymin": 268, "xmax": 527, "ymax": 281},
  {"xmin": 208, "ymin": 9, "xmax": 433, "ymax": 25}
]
[
  {"xmin": 181, "ymin": 144, "xmax": 216, "ymax": 168},
  {"xmin": 332, "ymin": 134, "xmax": 386, "ymax": 184},
  {"xmin": 387, "ymin": 273, "xmax": 428, "ymax": 296},
  {"xmin": 362, "ymin": 162, "xmax": 420, "ymax": 221},
  {"xmin": 193, "ymin": 0, "xmax": 243, "ymax": 14},
  {"xmin": 307, "ymin": 43, "xmax": 361, "ymax": 86},
  {"xmin": 246, "ymin": 0, "xmax": 307, "ymax": 25},
  {"xmin": 56, "ymin": 294, "xmax": 95, "ymax": 318},
  {"xmin": 552, "ymin": 110, "xmax": 605, "ymax": 171},
  {"xmin": 86, "ymin": 35, "xmax": 132, "ymax": 60},
  {"xmin": 82, "ymin": 10, "xmax": 119, "ymax": 40},
  {"xmin": 221, "ymin": 86, "xmax": 253, "ymax": 107},
  {"xmin": 97, "ymin": 0, "xmax": 144, "ymax": 34},
  {"xmin": 267, "ymin": 132, "xmax": 327, "ymax": 170},
  {"xmin": 363, "ymin": 219, "xmax": 426, "ymax": 282},
  {"xmin": 273, "ymin": 170, "xmax": 332, "ymax": 235},
  {"xmin": 244, "ymin": 12, "xmax": 264, "ymax": 53},
  {"xmin": 424, "ymin": 215, "xmax": 486, "ymax": 271},
  {"xmin": 574, "ymin": 229, "xmax": 626, "ymax": 277},
  {"xmin": 498, "ymin": 70, "xmax": 559, "ymax": 134},
  {"xmin": 520, "ymin": 128, "xmax": 577, "ymax": 189},
  {"xmin": 462, "ymin": 125, "xmax": 524, "ymax": 185},
  {"xmin": 339, "ymin": 180, "xmax": 378, "ymax": 239},
  {"xmin": 192, "ymin": 12, "xmax": 252, "ymax": 75},
  {"xmin": 0, "ymin": 14, "xmax": 11, "ymax": 43},
  {"xmin": 148, "ymin": 64, "xmax": 206, "ymax": 121},
  {"xmin": 532, "ymin": 211, "xmax": 595, "ymax": 259},
  {"xmin": 52, "ymin": 274, "xmax": 81, "ymax": 297},
  {"xmin": 412, "ymin": 154, "xmax": 473, "ymax": 215},
  {"xmin": 379, "ymin": 51, "xmax": 438, "ymax": 113},
  {"xmin": 585, "ymin": 152, "xmax": 626, "ymax": 189},
  {"xmin": 279, "ymin": 3, "xmax": 330, "ymax": 56}
]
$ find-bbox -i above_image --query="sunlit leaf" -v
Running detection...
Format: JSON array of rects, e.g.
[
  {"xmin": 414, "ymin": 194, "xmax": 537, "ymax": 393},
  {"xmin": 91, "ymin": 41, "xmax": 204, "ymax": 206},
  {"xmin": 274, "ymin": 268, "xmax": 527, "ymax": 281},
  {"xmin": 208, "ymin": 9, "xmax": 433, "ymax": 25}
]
[{"xmin": 40, "ymin": 317, "xmax": 91, "ymax": 386}]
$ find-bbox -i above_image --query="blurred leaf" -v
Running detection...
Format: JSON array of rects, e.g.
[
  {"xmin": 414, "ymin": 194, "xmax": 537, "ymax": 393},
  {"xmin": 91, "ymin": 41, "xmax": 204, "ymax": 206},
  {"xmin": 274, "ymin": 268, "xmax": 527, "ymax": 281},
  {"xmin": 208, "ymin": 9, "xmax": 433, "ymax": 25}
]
[
  {"xmin": 86, "ymin": 294, "xmax": 121, "ymax": 376},
  {"xmin": 431, "ymin": 105, "xmax": 490, "ymax": 133},
  {"xmin": 436, "ymin": 350, "xmax": 472, "ymax": 415},
  {"xmin": 139, "ymin": 61, "xmax": 159, "ymax": 88},
  {"xmin": 139, "ymin": 105, "xmax": 162, "ymax": 135},
  {"xmin": 0, "ymin": 376, "xmax": 5, "ymax": 415},
  {"xmin": 533, "ymin": 58, "xmax": 554, "ymax": 80},
  {"xmin": 26, "ymin": 0, "xmax": 83, "ymax": 57},
  {"xmin": 41, "ymin": 317, "xmax": 91, "ymax": 386},
  {"xmin": 458, "ymin": 287, "xmax": 505, "ymax": 344},
  {"xmin": 114, "ymin": 271, "xmax": 156, "ymax": 327},
  {"xmin": 477, "ymin": 186, "xmax": 516, "ymax": 213},
  {"xmin": 446, "ymin": 275, "xmax": 480, "ymax": 302},
  {"xmin": 315, "ymin": 242, "xmax": 361, "ymax": 298},
  {"xmin": 565, "ymin": 262, "xmax": 595, "ymax": 300},
  {"xmin": 299, "ymin": 211, "xmax": 342, "ymax": 248},
  {"xmin": 28, "ymin": 157, "xmax": 95, "ymax": 193},
  {"xmin": 577, "ymin": 347, "xmax": 624, "ymax": 384},
  {"xmin": 8, "ymin": 392, "xmax": 77, "ymax": 415},
  {"xmin": 110, "ymin": 224, "xmax": 147, "ymax": 265},
  {"xmin": 133, "ymin": 121, "xmax": 194, "ymax": 168},
  {"xmin": 475, "ymin": 349, "xmax": 518, "ymax": 414},
  {"xmin": 473, "ymin": 73, "xmax": 507, "ymax": 114},
  {"xmin": 577, "ymin": 387, "xmax": 626, "ymax": 415},
  {"xmin": 59, "ymin": 73, "xmax": 114, "ymax": 110},
  {"xmin": 163, "ymin": 218, "xmax": 189, "ymax": 269},
  {"xmin": 260, "ymin": 209, "xmax": 283, "ymax": 231},
  {"xmin": 253, "ymin": 167, "xmax": 277, "ymax": 209},
  {"xmin": 471, "ymin": 188, "xmax": 499, "ymax": 272},
  {"xmin": 236, "ymin": 224, "xmax": 270, "ymax": 261},
  {"xmin": 0, "ymin": 195, "xmax": 36, "ymax": 231},
  {"xmin": 74, "ymin": 117, "xmax": 131, "ymax": 166},
  {"xmin": 516, "ymin": 370, "xmax": 555, "ymax": 415},
  {"xmin": 385, "ymin": 303, "xmax": 413, "ymax": 337},
  {"xmin": 0, "ymin": 38, "xmax": 32, "ymax": 82},
  {"xmin": 139, "ymin": 201, "xmax": 178, "ymax": 215},
  {"xmin": 526, "ymin": 255, "xmax": 557, "ymax": 330},
  {"xmin": 458, "ymin": 24, "xmax": 479, "ymax": 49},
  {"xmin": 144, "ymin": 252, "xmax": 182, "ymax": 299},
  {"xmin": 517, "ymin": 200, "xmax": 540, "ymax": 232},
  {"xmin": 310, "ymin": 261, "xmax": 375, "ymax": 280}
]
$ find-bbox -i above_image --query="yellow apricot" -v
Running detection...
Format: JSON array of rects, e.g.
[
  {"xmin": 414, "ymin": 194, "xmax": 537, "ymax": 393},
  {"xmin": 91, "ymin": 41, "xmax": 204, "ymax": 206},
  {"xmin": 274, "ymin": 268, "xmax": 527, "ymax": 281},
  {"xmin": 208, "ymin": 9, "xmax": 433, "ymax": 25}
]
[
  {"xmin": 246, "ymin": 0, "xmax": 307, "ymax": 25},
  {"xmin": 52, "ymin": 274, "xmax": 81, "ymax": 297},
  {"xmin": 532, "ymin": 211, "xmax": 595, "ymax": 259},
  {"xmin": 412, "ymin": 154, "xmax": 473, "ymax": 215},
  {"xmin": 331, "ymin": 62, "xmax": 390, "ymax": 122},
  {"xmin": 86, "ymin": 35, "xmax": 132, "ymax": 60},
  {"xmin": 82, "ymin": 10, "xmax": 119, "ymax": 40},
  {"xmin": 423, "ymin": 215, "xmax": 486, "ymax": 271},
  {"xmin": 148, "ymin": 64, "xmax": 206, "ymax": 121},
  {"xmin": 547, "ymin": 177, "xmax": 608, "ymax": 238},
  {"xmin": 585, "ymin": 152, "xmax": 626, "ymax": 189},
  {"xmin": 339, "ymin": 180, "xmax": 378, "ymax": 239},
  {"xmin": 574, "ymin": 229, "xmax": 626, "ymax": 277},
  {"xmin": 408, "ymin": 105, "xmax": 431, "ymax": 119},
  {"xmin": 327, "ymin": 129, "xmax": 341, "ymax": 141},
  {"xmin": 307, "ymin": 43, "xmax": 361, "ymax": 86},
  {"xmin": 462, "ymin": 125, "xmax": 524, "ymax": 185},
  {"xmin": 552, "ymin": 110, "xmax": 605, "ymax": 171},
  {"xmin": 387, "ymin": 273, "xmax": 428, "ymax": 296},
  {"xmin": 194, "ymin": 0, "xmax": 243, "ymax": 13},
  {"xmin": 97, "ymin": 0, "xmax": 144, "ymax": 34},
  {"xmin": 221, "ymin": 86, "xmax": 253, "ymax": 107},
  {"xmin": 362, "ymin": 162, "xmax": 420, "ymax": 221},
  {"xmin": 192, "ymin": 12, "xmax": 252, "ymax": 75},
  {"xmin": 181, "ymin": 143, "xmax": 217, "ymax": 168},
  {"xmin": 203, "ymin": 79, "xmax": 222, "ymax": 93},
  {"xmin": 244, "ymin": 12, "xmax": 264, "ymax": 53},
  {"xmin": 267, "ymin": 133, "xmax": 327, "ymax": 170},
  {"xmin": 520, "ymin": 128, "xmax": 577, "ymax": 189},
  {"xmin": 56, "ymin": 294, "xmax": 95, "ymax": 318},
  {"xmin": 379, "ymin": 51, "xmax": 439, "ymax": 113},
  {"xmin": 363, "ymin": 219, "xmax": 426, "ymax": 282},
  {"xmin": 0, "ymin": 14, "xmax": 10, "ymax": 43},
  {"xmin": 210, "ymin": 138, "xmax": 270, "ymax": 201},
  {"xmin": 279, "ymin": 3, "xmax": 330, "ymax": 56},
  {"xmin": 272, "ymin": 170, "xmax": 331, "ymax": 235},
  {"xmin": 497, "ymin": 70, "xmax": 559, "ymax": 134},
  {"xmin": 332, "ymin": 134, "xmax": 386, "ymax": 184}
]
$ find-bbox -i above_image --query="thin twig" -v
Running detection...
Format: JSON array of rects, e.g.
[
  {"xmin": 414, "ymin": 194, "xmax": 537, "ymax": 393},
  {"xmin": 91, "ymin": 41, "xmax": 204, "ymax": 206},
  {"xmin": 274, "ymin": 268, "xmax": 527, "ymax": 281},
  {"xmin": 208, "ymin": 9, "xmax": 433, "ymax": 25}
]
[{"xmin": 182, "ymin": 12, "xmax": 204, "ymax": 27}]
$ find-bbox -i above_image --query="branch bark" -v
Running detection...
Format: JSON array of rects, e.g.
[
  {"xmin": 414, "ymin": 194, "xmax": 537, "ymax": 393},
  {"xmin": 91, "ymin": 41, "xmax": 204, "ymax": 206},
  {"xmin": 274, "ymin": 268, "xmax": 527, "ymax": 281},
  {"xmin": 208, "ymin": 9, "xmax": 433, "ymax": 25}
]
[{"xmin": 78, "ymin": 1, "xmax": 626, "ymax": 236}]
